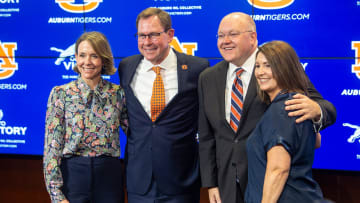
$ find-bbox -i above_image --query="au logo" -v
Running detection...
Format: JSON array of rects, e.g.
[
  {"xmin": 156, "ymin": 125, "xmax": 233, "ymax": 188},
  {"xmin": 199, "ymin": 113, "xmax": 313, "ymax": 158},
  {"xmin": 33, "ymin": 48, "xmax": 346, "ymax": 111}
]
[
  {"xmin": 0, "ymin": 41, "xmax": 17, "ymax": 80},
  {"xmin": 248, "ymin": 0, "xmax": 294, "ymax": 9},
  {"xmin": 55, "ymin": 0, "xmax": 103, "ymax": 13},
  {"xmin": 170, "ymin": 37, "xmax": 198, "ymax": 56},
  {"xmin": 352, "ymin": 41, "xmax": 360, "ymax": 79}
]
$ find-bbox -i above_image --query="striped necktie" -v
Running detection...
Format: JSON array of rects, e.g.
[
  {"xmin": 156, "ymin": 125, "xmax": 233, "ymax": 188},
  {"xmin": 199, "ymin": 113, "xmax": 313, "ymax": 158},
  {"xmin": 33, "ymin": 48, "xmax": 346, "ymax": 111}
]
[
  {"xmin": 151, "ymin": 66, "xmax": 165, "ymax": 122},
  {"xmin": 230, "ymin": 68, "xmax": 244, "ymax": 132}
]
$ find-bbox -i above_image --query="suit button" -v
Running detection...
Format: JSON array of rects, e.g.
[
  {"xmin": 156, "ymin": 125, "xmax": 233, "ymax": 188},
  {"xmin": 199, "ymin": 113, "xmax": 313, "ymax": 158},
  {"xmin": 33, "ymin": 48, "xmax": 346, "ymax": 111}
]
[
  {"xmin": 152, "ymin": 124, "xmax": 156, "ymax": 128},
  {"xmin": 234, "ymin": 139, "xmax": 239, "ymax": 143}
]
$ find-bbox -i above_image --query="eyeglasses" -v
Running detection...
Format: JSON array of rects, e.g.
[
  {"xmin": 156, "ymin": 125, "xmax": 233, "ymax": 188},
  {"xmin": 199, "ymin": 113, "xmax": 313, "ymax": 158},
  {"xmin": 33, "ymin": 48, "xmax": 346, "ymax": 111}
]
[
  {"xmin": 216, "ymin": 31, "xmax": 253, "ymax": 40},
  {"xmin": 135, "ymin": 31, "xmax": 166, "ymax": 41}
]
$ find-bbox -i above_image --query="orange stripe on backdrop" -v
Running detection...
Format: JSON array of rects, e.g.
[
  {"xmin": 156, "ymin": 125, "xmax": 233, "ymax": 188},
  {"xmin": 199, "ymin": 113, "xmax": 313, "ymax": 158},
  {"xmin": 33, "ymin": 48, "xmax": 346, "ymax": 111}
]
[
  {"xmin": 253, "ymin": 0, "xmax": 293, "ymax": 8},
  {"xmin": 0, "ymin": 70, "xmax": 14, "ymax": 78},
  {"xmin": 60, "ymin": 2, "xmax": 98, "ymax": 12}
]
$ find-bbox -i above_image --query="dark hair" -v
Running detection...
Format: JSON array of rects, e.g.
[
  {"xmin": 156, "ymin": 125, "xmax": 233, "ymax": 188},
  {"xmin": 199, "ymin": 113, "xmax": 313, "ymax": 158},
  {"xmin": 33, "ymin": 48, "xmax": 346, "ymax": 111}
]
[
  {"xmin": 256, "ymin": 40, "xmax": 309, "ymax": 103},
  {"xmin": 73, "ymin": 31, "xmax": 116, "ymax": 75},
  {"xmin": 136, "ymin": 7, "xmax": 172, "ymax": 31}
]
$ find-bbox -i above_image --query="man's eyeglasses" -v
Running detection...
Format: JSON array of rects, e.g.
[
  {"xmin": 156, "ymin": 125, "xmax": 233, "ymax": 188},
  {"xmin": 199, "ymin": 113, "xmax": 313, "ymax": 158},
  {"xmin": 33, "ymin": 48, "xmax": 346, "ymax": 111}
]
[
  {"xmin": 216, "ymin": 31, "xmax": 253, "ymax": 40},
  {"xmin": 135, "ymin": 31, "xmax": 166, "ymax": 41}
]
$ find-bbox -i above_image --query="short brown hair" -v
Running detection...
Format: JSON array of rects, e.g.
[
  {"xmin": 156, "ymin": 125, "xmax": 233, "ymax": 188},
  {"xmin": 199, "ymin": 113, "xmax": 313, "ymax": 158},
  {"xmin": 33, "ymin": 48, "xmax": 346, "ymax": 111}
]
[
  {"xmin": 136, "ymin": 7, "xmax": 172, "ymax": 31},
  {"xmin": 256, "ymin": 40, "xmax": 309, "ymax": 103},
  {"xmin": 74, "ymin": 31, "xmax": 116, "ymax": 75}
]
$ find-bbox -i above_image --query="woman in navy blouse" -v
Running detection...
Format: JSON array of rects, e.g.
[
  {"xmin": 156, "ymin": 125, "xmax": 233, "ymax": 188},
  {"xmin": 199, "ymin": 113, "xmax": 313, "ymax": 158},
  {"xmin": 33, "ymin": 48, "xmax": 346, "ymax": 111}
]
[{"xmin": 245, "ymin": 40, "xmax": 324, "ymax": 203}]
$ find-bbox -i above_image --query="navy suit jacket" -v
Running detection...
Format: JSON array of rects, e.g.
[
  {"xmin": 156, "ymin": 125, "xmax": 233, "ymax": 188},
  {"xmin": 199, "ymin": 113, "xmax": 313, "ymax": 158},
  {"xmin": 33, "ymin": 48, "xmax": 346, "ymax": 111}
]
[{"xmin": 118, "ymin": 50, "xmax": 209, "ymax": 195}]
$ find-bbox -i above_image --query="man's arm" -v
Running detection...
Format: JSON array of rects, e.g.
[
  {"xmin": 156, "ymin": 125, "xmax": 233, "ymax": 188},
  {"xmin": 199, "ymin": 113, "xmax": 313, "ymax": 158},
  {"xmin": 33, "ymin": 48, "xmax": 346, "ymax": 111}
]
[
  {"xmin": 198, "ymin": 72, "xmax": 219, "ymax": 189},
  {"xmin": 284, "ymin": 82, "xmax": 336, "ymax": 130}
]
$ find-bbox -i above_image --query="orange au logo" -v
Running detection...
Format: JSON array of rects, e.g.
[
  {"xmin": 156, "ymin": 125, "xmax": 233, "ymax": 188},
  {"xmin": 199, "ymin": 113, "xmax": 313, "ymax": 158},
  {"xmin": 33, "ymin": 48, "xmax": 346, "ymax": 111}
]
[
  {"xmin": 181, "ymin": 65, "xmax": 188, "ymax": 70},
  {"xmin": 55, "ymin": 0, "xmax": 102, "ymax": 13},
  {"xmin": 0, "ymin": 41, "xmax": 17, "ymax": 80},
  {"xmin": 352, "ymin": 41, "xmax": 360, "ymax": 79},
  {"xmin": 248, "ymin": 0, "xmax": 294, "ymax": 9},
  {"xmin": 170, "ymin": 37, "xmax": 198, "ymax": 56}
]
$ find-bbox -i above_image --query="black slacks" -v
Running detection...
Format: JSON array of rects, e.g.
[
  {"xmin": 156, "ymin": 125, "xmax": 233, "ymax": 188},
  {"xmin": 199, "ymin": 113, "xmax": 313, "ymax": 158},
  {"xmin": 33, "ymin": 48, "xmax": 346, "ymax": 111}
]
[{"xmin": 61, "ymin": 156, "xmax": 124, "ymax": 203}]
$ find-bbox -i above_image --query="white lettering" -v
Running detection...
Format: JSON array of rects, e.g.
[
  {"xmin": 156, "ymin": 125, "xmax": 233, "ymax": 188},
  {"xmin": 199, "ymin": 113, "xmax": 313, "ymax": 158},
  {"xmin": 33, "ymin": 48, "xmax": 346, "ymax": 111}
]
[
  {"xmin": 341, "ymin": 89, "xmax": 360, "ymax": 96},
  {"xmin": 0, "ymin": 0, "xmax": 19, "ymax": 3},
  {"xmin": 5, "ymin": 139, "xmax": 25, "ymax": 144},
  {"xmin": 0, "ymin": 83, "xmax": 27, "ymax": 90},
  {"xmin": 19, "ymin": 127, "xmax": 27, "ymax": 135},
  {"xmin": 97, "ymin": 17, "xmax": 112, "ymax": 23},
  {"xmin": 253, "ymin": 13, "xmax": 310, "ymax": 21},
  {"xmin": 291, "ymin": 13, "xmax": 310, "ymax": 20},
  {"xmin": 48, "ymin": 17, "xmax": 112, "ymax": 24},
  {"xmin": 63, "ymin": 61, "xmax": 75, "ymax": 70},
  {"xmin": 301, "ymin": 62, "xmax": 308, "ymax": 70},
  {"xmin": 12, "ymin": 127, "xmax": 20, "ymax": 135},
  {"xmin": 0, "ymin": 144, "xmax": 17, "ymax": 148},
  {"xmin": 0, "ymin": 126, "xmax": 27, "ymax": 135}
]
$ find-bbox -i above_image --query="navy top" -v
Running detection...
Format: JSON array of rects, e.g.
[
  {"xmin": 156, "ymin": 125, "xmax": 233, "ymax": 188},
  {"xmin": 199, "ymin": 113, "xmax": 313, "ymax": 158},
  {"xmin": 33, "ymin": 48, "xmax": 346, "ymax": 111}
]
[{"xmin": 245, "ymin": 92, "xmax": 323, "ymax": 203}]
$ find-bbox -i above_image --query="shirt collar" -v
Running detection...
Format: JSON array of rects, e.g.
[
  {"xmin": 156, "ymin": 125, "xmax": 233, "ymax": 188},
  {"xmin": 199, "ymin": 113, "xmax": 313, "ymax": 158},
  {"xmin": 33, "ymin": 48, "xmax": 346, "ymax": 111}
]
[
  {"xmin": 229, "ymin": 48, "xmax": 258, "ymax": 75},
  {"xmin": 143, "ymin": 48, "xmax": 176, "ymax": 71},
  {"xmin": 77, "ymin": 76, "xmax": 107, "ymax": 99}
]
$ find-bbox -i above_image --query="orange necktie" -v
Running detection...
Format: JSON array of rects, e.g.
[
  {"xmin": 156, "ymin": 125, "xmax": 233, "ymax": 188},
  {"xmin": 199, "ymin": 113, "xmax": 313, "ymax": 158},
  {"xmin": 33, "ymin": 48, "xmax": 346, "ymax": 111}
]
[{"xmin": 151, "ymin": 66, "xmax": 165, "ymax": 122}]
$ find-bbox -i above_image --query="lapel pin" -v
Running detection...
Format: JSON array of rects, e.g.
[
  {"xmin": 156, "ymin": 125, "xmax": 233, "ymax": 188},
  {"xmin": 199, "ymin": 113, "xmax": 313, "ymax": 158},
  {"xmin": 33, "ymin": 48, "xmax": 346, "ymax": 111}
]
[{"xmin": 182, "ymin": 64, "xmax": 188, "ymax": 70}]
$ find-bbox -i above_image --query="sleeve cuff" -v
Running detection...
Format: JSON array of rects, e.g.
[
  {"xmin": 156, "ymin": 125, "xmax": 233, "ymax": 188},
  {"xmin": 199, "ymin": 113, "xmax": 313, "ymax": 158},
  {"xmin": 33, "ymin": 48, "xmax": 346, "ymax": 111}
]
[
  {"xmin": 312, "ymin": 107, "xmax": 323, "ymax": 132},
  {"xmin": 265, "ymin": 136, "xmax": 292, "ymax": 157},
  {"xmin": 50, "ymin": 189, "xmax": 66, "ymax": 203}
]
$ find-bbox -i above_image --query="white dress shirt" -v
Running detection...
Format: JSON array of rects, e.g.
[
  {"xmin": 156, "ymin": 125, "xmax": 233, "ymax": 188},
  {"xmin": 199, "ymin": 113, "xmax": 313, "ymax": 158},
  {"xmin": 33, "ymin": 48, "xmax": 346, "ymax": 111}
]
[
  {"xmin": 225, "ymin": 49, "xmax": 257, "ymax": 123},
  {"xmin": 130, "ymin": 49, "xmax": 178, "ymax": 118}
]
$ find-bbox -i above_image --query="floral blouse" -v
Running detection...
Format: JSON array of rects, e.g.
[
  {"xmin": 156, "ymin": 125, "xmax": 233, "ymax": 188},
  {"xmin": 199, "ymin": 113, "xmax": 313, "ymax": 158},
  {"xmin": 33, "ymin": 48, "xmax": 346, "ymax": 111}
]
[{"xmin": 43, "ymin": 77, "xmax": 128, "ymax": 202}]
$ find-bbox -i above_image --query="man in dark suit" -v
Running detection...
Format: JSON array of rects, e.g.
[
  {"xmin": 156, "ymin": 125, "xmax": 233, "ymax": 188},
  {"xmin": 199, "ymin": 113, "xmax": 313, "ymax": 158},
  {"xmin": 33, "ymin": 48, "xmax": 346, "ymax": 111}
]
[
  {"xmin": 118, "ymin": 7, "xmax": 209, "ymax": 203},
  {"xmin": 198, "ymin": 12, "xmax": 336, "ymax": 203}
]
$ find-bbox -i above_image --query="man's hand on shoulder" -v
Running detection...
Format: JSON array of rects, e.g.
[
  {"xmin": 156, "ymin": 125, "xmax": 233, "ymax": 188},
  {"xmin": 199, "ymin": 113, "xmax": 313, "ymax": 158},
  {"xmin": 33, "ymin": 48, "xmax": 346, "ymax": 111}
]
[{"xmin": 284, "ymin": 93, "xmax": 321, "ymax": 123}]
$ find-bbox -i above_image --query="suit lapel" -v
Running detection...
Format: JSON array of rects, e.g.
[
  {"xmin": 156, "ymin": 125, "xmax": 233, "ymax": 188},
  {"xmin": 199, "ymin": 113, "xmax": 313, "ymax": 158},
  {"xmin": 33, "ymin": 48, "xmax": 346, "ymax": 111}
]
[
  {"xmin": 214, "ymin": 61, "xmax": 233, "ymax": 132},
  {"xmin": 175, "ymin": 50, "xmax": 186, "ymax": 94},
  {"xmin": 238, "ymin": 69, "xmax": 257, "ymax": 129},
  {"xmin": 124, "ymin": 55, "xmax": 153, "ymax": 121},
  {"xmin": 123, "ymin": 55, "xmax": 143, "ymax": 87}
]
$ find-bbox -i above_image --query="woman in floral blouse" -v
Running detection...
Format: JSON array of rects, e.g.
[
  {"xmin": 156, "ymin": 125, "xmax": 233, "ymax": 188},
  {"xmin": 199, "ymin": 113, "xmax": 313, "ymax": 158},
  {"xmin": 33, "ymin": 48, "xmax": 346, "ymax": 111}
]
[{"xmin": 43, "ymin": 31, "xmax": 128, "ymax": 203}]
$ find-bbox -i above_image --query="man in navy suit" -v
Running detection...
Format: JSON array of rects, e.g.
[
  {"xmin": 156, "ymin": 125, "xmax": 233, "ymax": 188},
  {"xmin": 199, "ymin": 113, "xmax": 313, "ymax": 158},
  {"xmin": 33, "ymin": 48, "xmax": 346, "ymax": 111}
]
[{"xmin": 118, "ymin": 7, "xmax": 209, "ymax": 203}]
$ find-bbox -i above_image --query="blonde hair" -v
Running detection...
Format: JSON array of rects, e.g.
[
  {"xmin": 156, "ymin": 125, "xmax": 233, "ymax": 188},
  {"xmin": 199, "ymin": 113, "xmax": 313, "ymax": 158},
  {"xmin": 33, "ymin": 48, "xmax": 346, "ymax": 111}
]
[{"xmin": 73, "ymin": 31, "xmax": 116, "ymax": 75}]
